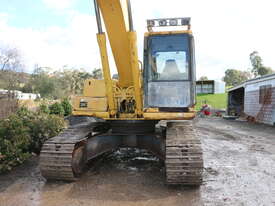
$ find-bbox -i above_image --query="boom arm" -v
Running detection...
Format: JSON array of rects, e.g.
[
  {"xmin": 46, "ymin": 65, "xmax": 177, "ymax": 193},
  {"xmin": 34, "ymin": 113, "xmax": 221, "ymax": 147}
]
[{"xmin": 94, "ymin": 0, "xmax": 143, "ymax": 116}]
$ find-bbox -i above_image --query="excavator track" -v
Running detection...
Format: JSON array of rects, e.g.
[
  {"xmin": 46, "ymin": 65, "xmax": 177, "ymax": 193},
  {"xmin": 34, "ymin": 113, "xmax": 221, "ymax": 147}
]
[
  {"xmin": 165, "ymin": 121, "xmax": 203, "ymax": 186},
  {"xmin": 40, "ymin": 120, "xmax": 107, "ymax": 181}
]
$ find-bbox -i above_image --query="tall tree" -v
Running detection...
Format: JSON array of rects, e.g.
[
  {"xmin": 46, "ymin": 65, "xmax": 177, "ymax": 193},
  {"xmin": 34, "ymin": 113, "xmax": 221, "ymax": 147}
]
[
  {"xmin": 31, "ymin": 67, "xmax": 56, "ymax": 98},
  {"xmin": 223, "ymin": 69, "xmax": 252, "ymax": 87},
  {"xmin": 91, "ymin": 68, "xmax": 103, "ymax": 79},
  {"xmin": 25, "ymin": 67, "xmax": 99, "ymax": 99},
  {"xmin": 0, "ymin": 45, "xmax": 25, "ymax": 92},
  {"xmin": 250, "ymin": 51, "xmax": 273, "ymax": 77}
]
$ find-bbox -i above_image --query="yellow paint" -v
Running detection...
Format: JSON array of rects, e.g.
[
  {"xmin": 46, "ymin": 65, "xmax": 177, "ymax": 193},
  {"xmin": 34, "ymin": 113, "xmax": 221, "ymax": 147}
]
[
  {"xmin": 144, "ymin": 108, "xmax": 159, "ymax": 113},
  {"xmin": 73, "ymin": 96, "xmax": 108, "ymax": 112},
  {"xmin": 128, "ymin": 31, "xmax": 143, "ymax": 116},
  {"xmin": 143, "ymin": 112, "xmax": 195, "ymax": 120},
  {"xmin": 97, "ymin": 0, "xmax": 134, "ymax": 88},
  {"xmin": 119, "ymin": 113, "xmax": 137, "ymax": 118},
  {"xmin": 83, "ymin": 79, "xmax": 106, "ymax": 97},
  {"xmin": 105, "ymin": 112, "xmax": 195, "ymax": 120},
  {"xmin": 97, "ymin": 34, "xmax": 116, "ymax": 116},
  {"xmin": 72, "ymin": 111, "xmax": 110, "ymax": 119},
  {"xmin": 145, "ymin": 30, "xmax": 192, "ymax": 37}
]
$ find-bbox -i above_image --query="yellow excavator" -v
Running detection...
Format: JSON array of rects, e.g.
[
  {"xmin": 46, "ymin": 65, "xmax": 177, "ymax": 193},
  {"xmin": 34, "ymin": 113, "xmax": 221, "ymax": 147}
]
[{"xmin": 40, "ymin": 0, "xmax": 203, "ymax": 186}]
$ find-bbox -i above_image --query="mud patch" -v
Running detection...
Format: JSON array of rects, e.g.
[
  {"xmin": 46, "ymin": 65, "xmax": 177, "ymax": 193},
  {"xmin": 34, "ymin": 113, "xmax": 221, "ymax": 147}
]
[
  {"xmin": 205, "ymin": 167, "xmax": 219, "ymax": 176},
  {"xmin": 1, "ymin": 118, "xmax": 275, "ymax": 206}
]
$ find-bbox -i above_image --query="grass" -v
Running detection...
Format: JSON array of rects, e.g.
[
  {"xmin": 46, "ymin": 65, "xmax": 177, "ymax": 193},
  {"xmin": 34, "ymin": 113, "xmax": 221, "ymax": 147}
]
[{"xmin": 195, "ymin": 93, "xmax": 227, "ymax": 111}]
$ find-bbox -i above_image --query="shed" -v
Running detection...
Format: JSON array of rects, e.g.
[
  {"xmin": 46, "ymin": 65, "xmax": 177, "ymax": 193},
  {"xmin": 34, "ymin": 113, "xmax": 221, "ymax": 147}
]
[
  {"xmin": 227, "ymin": 73, "xmax": 275, "ymax": 125},
  {"xmin": 196, "ymin": 80, "xmax": 225, "ymax": 94}
]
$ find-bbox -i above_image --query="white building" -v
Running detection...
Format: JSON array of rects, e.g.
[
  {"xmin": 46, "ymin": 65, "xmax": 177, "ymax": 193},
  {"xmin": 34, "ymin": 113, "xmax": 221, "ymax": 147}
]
[
  {"xmin": 196, "ymin": 80, "xmax": 225, "ymax": 94},
  {"xmin": 16, "ymin": 92, "xmax": 40, "ymax": 100},
  {"xmin": 0, "ymin": 89, "xmax": 40, "ymax": 100}
]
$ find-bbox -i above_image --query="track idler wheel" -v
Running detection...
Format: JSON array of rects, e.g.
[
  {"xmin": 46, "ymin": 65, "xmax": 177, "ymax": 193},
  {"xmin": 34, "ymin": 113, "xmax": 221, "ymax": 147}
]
[{"xmin": 72, "ymin": 144, "xmax": 87, "ymax": 177}]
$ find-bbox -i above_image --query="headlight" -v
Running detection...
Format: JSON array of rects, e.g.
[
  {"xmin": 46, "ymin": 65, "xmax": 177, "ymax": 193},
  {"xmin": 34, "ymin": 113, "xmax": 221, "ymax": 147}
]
[
  {"xmin": 159, "ymin": 19, "xmax": 167, "ymax": 26},
  {"xmin": 146, "ymin": 17, "xmax": 191, "ymax": 31},
  {"xmin": 169, "ymin": 19, "xmax": 178, "ymax": 26},
  {"xmin": 147, "ymin": 20, "xmax": 155, "ymax": 27},
  {"xmin": 181, "ymin": 18, "xmax": 191, "ymax": 26}
]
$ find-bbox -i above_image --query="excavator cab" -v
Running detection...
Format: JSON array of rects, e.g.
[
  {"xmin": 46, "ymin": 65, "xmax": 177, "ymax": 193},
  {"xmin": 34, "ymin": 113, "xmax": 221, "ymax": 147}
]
[{"xmin": 144, "ymin": 18, "xmax": 196, "ymax": 111}]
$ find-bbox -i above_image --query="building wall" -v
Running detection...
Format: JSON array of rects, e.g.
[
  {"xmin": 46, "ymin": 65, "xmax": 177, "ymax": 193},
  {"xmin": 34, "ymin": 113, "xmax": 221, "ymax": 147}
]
[
  {"xmin": 17, "ymin": 93, "xmax": 40, "ymax": 100},
  {"xmin": 214, "ymin": 81, "xmax": 226, "ymax": 94},
  {"xmin": 196, "ymin": 83, "xmax": 214, "ymax": 94},
  {"xmin": 196, "ymin": 80, "xmax": 225, "ymax": 94},
  {"xmin": 244, "ymin": 79, "xmax": 275, "ymax": 125}
]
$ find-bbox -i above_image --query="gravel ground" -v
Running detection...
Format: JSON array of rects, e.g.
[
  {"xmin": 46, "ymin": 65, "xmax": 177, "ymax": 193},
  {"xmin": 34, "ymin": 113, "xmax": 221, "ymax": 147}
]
[{"xmin": 0, "ymin": 118, "xmax": 275, "ymax": 206}]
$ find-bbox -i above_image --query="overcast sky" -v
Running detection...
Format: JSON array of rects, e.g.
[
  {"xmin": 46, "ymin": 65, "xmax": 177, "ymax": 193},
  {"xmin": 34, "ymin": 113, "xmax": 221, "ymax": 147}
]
[{"xmin": 0, "ymin": 0, "xmax": 274, "ymax": 80}]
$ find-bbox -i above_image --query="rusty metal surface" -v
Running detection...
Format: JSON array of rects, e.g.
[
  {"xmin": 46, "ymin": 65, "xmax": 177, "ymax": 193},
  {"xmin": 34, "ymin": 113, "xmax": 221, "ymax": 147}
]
[{"xmin": 165, "ymin": 121, "xmax": 203, "ymax": 185}]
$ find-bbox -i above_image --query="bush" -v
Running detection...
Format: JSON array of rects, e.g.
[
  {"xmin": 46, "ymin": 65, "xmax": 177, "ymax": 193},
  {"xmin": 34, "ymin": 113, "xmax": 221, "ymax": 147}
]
[
  {"xmin": 49, "ymin": 102, "xmax": 65, "ymax": 116},
  {"xmin": 0, "ymin": 108, "xmax": 66, "ymax": 173},
  {"xmin": 0, "ymin": 114, "xmax": 31, "ymax": 172},
  {"xmin": 40, "ymin": 99, "xmax": 72, "ymax": 117},
  {"xmin": 16, "ymin": 108, "xmax": 66, "ymax": 154},
  {"xmin": 38, "ymin": 103, "xmax": 50, "ymax": 114},
  {"xmin": 61, "ymin": 98, "xmax": 72, "ymax": 116}
]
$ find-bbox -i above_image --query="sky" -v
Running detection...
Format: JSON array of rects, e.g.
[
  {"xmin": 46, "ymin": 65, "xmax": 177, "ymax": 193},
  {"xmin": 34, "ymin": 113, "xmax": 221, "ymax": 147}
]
[{"xmin": 0, "ymin": 0, "xmax": 275, "ymax": 80}]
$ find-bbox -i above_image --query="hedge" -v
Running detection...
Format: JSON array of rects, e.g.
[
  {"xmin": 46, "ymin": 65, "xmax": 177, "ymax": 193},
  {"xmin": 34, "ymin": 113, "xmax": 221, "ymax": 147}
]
[{"xmin": 0, "ymin": 108, "xmax": 66, "ymax": 173}]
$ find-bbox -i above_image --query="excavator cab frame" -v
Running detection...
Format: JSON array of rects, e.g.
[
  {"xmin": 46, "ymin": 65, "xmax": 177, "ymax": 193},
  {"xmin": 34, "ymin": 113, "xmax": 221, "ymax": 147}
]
[{"xmin": 143, "ymin": 19, "xmax": 196, "ymax": 111}]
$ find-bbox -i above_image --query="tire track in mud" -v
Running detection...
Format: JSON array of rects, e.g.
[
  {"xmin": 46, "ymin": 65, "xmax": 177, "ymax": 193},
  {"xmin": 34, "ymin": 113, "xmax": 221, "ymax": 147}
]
[
  {"xmin": 197, "ymin": 119, "xmax": 275, "ymax": 206},
  {"xmin": 197, "ymin": 125, "xmax": 240, "ymax": 140}
]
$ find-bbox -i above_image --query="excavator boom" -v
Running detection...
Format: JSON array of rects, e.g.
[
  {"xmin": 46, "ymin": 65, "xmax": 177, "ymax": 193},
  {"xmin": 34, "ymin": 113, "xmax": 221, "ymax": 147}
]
[
  {"xmin": 95, "ymin": 0, "xmax": 143, "ymax": 116},
  {"xmin": 96, "ymin": 0, "xmax": 133, "ymax": 88}
]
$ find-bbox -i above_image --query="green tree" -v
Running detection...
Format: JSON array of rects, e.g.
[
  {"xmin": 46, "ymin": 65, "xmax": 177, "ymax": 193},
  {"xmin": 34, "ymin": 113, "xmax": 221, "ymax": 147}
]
[
  {"xmin": 199, "ymin": 76, "xmax": 208, "ymax": 81},
  {"xmin": 91, "ymin": 68, "xmax": 103, "ymax": 79},
  {"xmin": 49, "ymin": 102, "xmax": 65, "ymax": 116},
  {"xmin": 223, "ymin": 69, "xmax": 252, "ymax": 87},
  {"xmin": 250, "ymin": 51, "xmax": 274, "ymax": 77},
  {"xmin": 38, "ymin": 103, "xmax": 50, "ymax": 114},
  {"xmin": 61, "ymin": 98, "xmax": 72, "ymax": 116},
  {"xmin": 19, "ymin": 67, "xmax": 102, "ymax": 99},
  {"xmin": 0, "ymin": 45, "xmax": 25, "ymax": 92},
  {"xmin": 53, "ymin": 68, "xmax": 93, "ymax": 96}
]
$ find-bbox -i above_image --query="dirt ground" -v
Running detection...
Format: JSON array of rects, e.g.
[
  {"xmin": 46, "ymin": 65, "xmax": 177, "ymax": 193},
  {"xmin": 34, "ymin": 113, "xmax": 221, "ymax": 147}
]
[{"xmin": 0, "ymin": 118, "xmax": 275, "ymax": 206}]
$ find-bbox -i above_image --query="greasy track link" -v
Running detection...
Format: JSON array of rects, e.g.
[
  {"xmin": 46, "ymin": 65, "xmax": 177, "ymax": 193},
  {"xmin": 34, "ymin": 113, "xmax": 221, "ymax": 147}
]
[
  {"xmin": 40, "ymin": 122, "xmax": 95, "ymax": 181},
  {"xmin": 165, "ymin": 121, "xmax": 203, "ymax": 186}
]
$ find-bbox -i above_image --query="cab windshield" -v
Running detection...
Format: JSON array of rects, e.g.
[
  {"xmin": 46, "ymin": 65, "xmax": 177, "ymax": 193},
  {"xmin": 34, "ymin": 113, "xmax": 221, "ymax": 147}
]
[{"xmin": 147, "ymin": 34, "xmax": 190, "ymax": 81}]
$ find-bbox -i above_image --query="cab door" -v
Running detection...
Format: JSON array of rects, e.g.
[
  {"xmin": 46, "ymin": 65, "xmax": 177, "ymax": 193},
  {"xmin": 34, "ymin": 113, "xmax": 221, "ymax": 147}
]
[{"xmin": 143, "ymin": 33, "xmax": 196, "ymax": 110}]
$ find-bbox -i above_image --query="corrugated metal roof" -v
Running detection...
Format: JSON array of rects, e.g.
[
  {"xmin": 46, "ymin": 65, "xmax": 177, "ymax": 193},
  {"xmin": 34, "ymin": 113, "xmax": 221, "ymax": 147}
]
[
  {"xmin": 227, "ymin": 73, "xmax": 275, "ymax": 92},
  {"xmin": 246, "ymin": 73, "xmax": 275, "ymax": 84},
  {"xmin": 227, "ymin": 83, "xmax": 245, "ymax": 92}
]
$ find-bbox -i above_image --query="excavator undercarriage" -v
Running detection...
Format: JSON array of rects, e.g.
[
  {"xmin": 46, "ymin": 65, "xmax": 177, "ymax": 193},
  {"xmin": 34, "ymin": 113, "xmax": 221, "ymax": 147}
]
[{"xmin": 40, "ymin": 118, "xmax": 203, "ymax": 185}]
